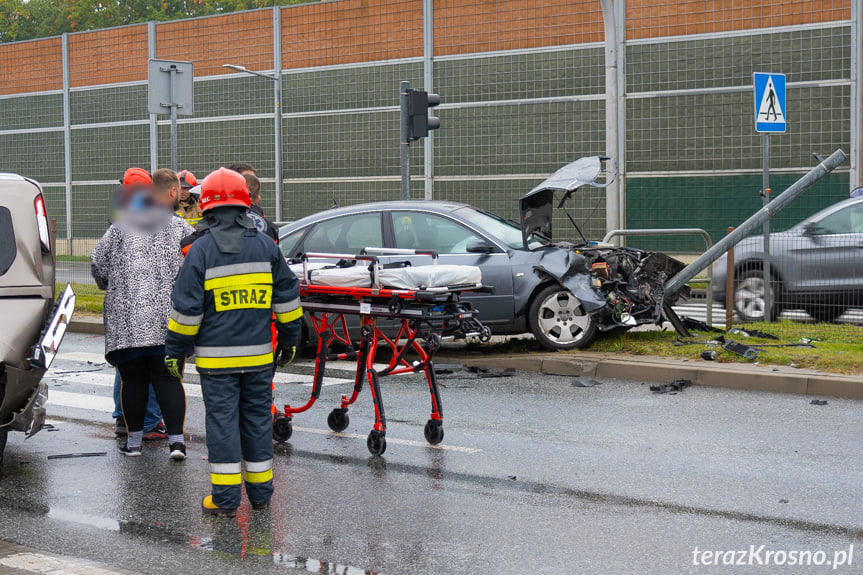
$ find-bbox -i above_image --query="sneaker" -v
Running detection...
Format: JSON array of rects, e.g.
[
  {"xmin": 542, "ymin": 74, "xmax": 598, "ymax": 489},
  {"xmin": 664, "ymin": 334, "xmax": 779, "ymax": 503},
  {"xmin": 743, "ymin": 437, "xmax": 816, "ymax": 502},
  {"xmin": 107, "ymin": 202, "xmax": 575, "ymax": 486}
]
[
  {"xmin": 251, "ymin": 500, "xmax": 271, "ymax": 510},
  {"xmin": 114, "ymin": 417, "xmax": 127, "ymax": 436},
  {"xmin": 143, "ymin": 422, "xmax": 167, "ymax": 441},
  {"xmin": 201, "ymin": 495, "xmax": 236, "ymax": 517},
  {"xmin": 169, "ymin": 442, "xmax": 186, "ymax": 461},
  {"xmin": 118, "ymin": 443, "xmax": 142, "ymax": 457}
]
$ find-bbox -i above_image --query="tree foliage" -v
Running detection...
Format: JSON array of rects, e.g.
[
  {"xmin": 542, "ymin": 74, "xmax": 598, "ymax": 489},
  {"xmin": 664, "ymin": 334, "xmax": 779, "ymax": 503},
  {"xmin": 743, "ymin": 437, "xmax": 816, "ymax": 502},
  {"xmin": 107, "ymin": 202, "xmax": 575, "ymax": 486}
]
[{"xmin": 0, "ymin": 0, "xmax": 311, "ymax": 43}]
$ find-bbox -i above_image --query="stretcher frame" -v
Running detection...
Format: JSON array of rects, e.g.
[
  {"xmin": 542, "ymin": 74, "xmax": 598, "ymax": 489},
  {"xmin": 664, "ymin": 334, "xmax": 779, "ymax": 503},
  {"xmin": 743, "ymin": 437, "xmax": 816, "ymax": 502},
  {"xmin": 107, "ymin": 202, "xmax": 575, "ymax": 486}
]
[{"xmin": 272, "ymin": 249, "xmax": 490, "ymax": 456}]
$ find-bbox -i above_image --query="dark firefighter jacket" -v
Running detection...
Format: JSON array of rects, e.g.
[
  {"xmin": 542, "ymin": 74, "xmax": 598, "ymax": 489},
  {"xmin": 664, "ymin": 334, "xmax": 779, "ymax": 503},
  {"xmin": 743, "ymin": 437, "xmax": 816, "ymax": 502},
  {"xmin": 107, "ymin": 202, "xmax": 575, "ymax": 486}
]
[{"xmin": 165, "ymin": 228, "xmax": 302, "ymax": 374}]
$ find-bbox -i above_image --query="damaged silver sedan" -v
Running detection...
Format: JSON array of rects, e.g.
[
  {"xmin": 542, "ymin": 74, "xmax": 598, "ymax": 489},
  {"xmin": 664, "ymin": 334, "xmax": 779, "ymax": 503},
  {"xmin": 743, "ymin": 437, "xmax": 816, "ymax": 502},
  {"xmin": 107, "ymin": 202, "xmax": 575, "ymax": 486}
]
[{"xmin": 279, "ymin": 156, "xmax": 689, "ymax": 351}]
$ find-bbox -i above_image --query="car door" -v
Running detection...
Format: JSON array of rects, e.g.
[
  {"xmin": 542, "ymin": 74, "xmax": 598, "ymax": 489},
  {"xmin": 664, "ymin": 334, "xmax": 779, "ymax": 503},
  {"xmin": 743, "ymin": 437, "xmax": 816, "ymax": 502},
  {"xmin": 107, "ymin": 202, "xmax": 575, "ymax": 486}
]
[
  {"xmin": 791, "ymin": 202, "xmax": 863, "ymax": 295},
  {"xmin": 387, "ymin": 210, "xmax": 515, "ymax": 326},
  {"xmin": 290, "ymin": 211, "xmax": 397, "ymax": 333}
]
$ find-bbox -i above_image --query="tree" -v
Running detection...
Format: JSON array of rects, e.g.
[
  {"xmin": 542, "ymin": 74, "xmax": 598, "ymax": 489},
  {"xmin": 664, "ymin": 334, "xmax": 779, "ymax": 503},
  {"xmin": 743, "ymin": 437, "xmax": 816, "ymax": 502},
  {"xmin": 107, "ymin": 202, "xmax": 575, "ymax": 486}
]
[{"xmin": 0, "ymin": 0, "xmax": 314, "ymax": 43}]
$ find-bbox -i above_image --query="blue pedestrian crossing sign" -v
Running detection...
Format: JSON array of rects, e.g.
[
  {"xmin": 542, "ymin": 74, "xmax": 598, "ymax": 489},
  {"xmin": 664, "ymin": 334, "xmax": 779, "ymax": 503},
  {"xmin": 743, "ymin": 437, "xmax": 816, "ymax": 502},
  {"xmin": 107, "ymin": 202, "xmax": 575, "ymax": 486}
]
[{"xmin": 754, "ymin": 73, "xmax": 786, "ymax": 133}]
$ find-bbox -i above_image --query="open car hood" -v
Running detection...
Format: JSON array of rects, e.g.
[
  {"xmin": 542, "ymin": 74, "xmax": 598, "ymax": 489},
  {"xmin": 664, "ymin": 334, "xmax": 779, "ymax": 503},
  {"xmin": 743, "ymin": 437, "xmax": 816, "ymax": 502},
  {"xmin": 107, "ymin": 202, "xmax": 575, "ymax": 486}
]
[{"xmin": 518, "ymin": 156, "xmax": 617, "ymax": 249}]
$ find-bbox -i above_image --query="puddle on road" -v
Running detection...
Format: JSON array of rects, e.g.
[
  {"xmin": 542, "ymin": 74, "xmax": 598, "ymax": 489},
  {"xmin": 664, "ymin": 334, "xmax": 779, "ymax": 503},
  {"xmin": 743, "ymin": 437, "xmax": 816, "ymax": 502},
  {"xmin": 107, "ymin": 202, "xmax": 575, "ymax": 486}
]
[{"xmin": 48, "ymin": 507, "xmax": 120, "ymax": 531}]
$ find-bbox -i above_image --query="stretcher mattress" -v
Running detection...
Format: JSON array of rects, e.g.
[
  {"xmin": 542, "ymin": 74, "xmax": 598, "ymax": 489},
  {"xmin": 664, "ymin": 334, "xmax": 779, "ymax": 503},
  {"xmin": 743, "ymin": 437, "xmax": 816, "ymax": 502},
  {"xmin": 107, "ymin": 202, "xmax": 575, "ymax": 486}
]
[{"xmin": 290, "ymin": 263, "xmax": 481, "ymax": 290}]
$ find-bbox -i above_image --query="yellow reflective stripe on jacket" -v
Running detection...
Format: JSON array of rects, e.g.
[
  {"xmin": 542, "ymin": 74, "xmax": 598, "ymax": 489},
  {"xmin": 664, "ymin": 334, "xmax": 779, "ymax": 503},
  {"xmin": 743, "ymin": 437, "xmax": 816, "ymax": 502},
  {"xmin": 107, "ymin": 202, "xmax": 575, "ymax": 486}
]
[
  {"xmin": 204, "ymin": 272, "xmax": 272, "ymax": 291},
  {"xmin": 273, "ymin": 297, "xmax": 302, "ymax": 323},
  {"xmin": 244, "ymin": 469, "xmax": 274, "ymax": 483},
  {"xmin": 210, "ymin": 473, "xmax": 243, "ymax": 486},
  {"xmin": 275, "ymin": 307, "xmax": 303, "ymax": 323},
  {"xmin": 195, "ymin": 353, "xmax": 273, "ymax": 370},
  {"xmin": 168, "ymin": 318, "xmax": 200, "ymax": 336}
]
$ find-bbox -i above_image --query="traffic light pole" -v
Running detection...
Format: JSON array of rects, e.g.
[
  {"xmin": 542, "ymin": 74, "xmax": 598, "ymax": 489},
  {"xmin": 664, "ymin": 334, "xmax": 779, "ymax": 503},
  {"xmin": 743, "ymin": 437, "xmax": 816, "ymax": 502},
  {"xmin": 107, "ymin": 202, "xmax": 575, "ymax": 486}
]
[{"xmin": 400, "ymin": 80, "xmax": 411, "ymax": 201}]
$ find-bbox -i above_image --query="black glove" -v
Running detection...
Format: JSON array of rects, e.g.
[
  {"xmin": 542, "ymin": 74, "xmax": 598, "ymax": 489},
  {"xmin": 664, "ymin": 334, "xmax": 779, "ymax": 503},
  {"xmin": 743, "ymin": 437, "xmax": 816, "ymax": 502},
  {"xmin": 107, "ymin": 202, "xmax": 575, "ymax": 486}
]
[{"xmin": 273, "ymin": 343, "xmax": 296, "ymax": 368}]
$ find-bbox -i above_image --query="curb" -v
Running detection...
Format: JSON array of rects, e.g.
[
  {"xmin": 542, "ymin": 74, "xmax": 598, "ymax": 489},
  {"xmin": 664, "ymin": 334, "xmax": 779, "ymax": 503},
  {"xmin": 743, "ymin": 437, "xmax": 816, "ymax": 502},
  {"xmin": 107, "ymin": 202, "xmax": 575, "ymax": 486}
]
[
  {"xmin": 436, "ymin": 352, "xmax": 863, "ymax": 400},
  {"xmin": 69, "ymin": 317, "xmax": 104, "ymax": 335}
]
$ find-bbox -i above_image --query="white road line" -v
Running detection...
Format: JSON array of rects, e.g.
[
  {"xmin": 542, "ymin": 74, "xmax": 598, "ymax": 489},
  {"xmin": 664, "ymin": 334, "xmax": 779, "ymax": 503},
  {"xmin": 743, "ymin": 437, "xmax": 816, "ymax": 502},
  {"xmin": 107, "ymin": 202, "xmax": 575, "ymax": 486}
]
[
  {"xmin": 53, "ymin": 352, "xmax": 353, "ymax": 386},
  {"xmin": 46, "ymin": 369, "xmax": 350, "ymax": 391},
  {"xmin": 293, "ymin": 426, "xmax": 482, "ymax": 454},
  {"xmin": 47, "ymin": 390, "xmax": 114, "ymax": 413},
  {"xmin": 0, "ymin": 552, "xmax": 132, "ymax": 575}
]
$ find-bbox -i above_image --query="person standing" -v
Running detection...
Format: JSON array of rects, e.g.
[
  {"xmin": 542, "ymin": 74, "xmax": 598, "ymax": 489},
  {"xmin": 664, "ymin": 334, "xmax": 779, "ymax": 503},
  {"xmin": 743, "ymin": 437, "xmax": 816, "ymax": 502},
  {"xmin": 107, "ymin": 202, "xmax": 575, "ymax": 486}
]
[
  {"xmin": 176, "ymin": 170, "xmax": 203, "ymax": 227},
  {"xmin": 109, "ymin": 167, "xmax": 165, "ymax": 440},
  {"xmin": 164, "ymin": 168, "xmax": 302, "ymax": 516},
  {"xmin": 91, "ymin": 170, "xmax": 193, "ymax": 459},
  {"xmin": 242, "ymin": 172, "xmax": 279, "ymax": 242}
]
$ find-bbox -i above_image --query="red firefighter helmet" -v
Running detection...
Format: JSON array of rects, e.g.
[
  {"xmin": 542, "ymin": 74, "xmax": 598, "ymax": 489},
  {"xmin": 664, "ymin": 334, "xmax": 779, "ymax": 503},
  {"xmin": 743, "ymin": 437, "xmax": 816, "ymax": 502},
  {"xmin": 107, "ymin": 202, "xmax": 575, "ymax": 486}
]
[
  {"xmin": 121, "ymin": 167, "xmax": 152, "ymax": 186},
  {"xmin": 199, "ymin": 167, "xmax": 250, "ymax": 213},
  {"xmin": 177, "ymin": 170, "xmax": 197, "ymax": 188}
]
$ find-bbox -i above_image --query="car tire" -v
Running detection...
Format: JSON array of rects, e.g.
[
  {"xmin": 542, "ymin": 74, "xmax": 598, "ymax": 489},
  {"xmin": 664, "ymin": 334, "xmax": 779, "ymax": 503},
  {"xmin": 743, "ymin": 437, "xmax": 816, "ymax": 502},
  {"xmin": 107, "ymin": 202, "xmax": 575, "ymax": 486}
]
[
  {"xmin": 528, "ymin": 285, "xmax": 598, "ymax": 350},
  {"xmin": 803, "ymin": 305, "xmax": 846, "ymax": 324},
  {"xmin": 733, "ymin": 268, "xmax": 780, "ymax": 323}
]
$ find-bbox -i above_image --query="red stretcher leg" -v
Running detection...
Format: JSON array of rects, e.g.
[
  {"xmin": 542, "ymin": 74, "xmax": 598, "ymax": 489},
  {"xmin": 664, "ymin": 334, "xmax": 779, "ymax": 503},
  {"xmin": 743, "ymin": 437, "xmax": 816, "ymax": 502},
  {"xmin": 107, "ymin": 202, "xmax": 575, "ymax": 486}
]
[{"xmin": 362, "ymin": 317, "xmax": 387, "ymax": 456}]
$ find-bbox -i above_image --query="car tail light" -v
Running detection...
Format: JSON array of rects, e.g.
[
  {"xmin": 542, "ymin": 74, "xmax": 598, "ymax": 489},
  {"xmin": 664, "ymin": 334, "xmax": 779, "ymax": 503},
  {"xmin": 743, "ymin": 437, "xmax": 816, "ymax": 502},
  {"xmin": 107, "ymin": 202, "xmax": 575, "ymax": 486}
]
[{"xmin": 34, "ymin": 194, "xmax": 50, "ymax": 252}]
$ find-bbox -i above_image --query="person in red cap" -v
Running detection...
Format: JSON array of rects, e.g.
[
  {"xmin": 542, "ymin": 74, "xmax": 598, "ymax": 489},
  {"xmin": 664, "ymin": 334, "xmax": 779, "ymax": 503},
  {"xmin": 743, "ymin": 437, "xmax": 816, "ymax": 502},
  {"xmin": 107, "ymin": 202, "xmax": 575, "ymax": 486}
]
[
  {"xmin": 165, "ymin": 167, "xmax": 302, "ymax": 516},
  {"xmin": 176, "ymin": 170, "xmax": 203, "ymax": 227}
]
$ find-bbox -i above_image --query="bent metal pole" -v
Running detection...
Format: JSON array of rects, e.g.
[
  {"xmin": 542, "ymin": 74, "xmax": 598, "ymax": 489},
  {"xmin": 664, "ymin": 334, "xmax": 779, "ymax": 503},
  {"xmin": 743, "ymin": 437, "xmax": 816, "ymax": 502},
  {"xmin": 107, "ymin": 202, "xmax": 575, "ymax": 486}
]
[{"xmin": 664, "ymin": 148, "xmax": 848, "ymax": 298}]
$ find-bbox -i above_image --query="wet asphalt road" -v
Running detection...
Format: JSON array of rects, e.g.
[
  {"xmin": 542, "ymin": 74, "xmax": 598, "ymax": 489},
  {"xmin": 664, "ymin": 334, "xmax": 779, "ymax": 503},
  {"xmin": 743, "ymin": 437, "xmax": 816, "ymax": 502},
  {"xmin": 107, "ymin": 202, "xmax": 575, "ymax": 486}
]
[{"xmin": 1, "ymin": 332, "xmax": 861, "ymax": 574}]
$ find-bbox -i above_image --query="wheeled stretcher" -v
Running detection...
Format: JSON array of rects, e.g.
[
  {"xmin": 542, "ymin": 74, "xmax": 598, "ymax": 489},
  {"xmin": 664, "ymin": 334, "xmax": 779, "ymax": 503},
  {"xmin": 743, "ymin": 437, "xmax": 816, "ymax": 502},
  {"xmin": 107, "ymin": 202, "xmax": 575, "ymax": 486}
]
[{"xmin": 272, "ymin": 249, "xmax": 491, "ymax": 456}]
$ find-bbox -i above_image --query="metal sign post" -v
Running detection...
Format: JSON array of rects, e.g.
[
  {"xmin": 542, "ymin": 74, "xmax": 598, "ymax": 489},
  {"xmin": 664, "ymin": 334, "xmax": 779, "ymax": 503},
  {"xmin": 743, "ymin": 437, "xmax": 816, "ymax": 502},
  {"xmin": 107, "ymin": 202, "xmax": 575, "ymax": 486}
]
[
  {"xmin": 753, "ymin": 72, "xmax": 786, "ymax": 320},
  {"xmin": 148, "ymin": 59, "xmax": 194, "ymax": 172},
  {"xmin": 400, "ymin": 80, "xmax": 411, "ymax": 201}
]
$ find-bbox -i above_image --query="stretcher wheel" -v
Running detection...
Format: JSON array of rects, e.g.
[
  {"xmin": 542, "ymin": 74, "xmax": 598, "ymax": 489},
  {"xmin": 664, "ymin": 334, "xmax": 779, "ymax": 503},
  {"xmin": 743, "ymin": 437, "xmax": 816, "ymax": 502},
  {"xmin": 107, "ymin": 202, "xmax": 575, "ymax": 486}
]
[
  {"xmin": 272, "ymin": 417, "xmax": 293, "ymax": 442},
  {"xmin": 327, "ymin": 408, "xmax": 350, "ymax": 432},
  {"xmin": 367, "ymin": 430, "xmax": 387, "ymax": 456},
  {"xmin": 424, "ymin": 419, "xmax": 444, "ymax": 445}
]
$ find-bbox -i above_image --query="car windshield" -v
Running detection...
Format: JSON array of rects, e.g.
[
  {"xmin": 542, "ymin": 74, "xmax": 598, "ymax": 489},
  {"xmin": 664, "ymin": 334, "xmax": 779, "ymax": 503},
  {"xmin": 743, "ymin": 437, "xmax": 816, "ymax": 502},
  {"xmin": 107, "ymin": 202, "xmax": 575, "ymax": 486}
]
[{"xmin": 457, "ymin": 207, "xmax": 547, "ymax": 250}]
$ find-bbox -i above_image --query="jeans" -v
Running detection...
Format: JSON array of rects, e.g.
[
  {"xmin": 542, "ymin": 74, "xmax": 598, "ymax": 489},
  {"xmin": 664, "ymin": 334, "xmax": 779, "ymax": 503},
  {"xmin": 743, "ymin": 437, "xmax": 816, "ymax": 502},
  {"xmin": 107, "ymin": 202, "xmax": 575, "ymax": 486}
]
[{"xmin": 112, "ymin": 370, "xmax": 163, "ymax": 430}]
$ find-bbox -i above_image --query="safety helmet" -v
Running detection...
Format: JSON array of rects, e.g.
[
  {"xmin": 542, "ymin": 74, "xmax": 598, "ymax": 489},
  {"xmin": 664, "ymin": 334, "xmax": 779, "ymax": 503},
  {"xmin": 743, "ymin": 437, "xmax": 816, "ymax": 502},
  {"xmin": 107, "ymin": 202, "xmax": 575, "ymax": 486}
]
[
  {"xmin": 120, "ymin": 167, "xmax": 152, "ymax": 186},
  {"xmin": 178, "ymin": 170, "xmax": 197, "ymax": 189},
  {"xmin": 199, "ymin": 167, "xmax": 250, "ymax": 213}
]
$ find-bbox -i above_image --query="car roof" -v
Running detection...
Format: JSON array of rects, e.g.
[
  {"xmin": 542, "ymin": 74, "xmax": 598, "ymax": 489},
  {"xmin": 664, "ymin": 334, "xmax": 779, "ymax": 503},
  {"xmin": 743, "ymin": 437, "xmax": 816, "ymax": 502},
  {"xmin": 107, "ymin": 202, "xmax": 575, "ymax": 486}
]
[
  {"xmin": 798, "ymin": 195, "xmax": 863, "ymax": 226},
  {"xmin": 280, "ymin": 200, "xmax": 472, "ymax": 233}
]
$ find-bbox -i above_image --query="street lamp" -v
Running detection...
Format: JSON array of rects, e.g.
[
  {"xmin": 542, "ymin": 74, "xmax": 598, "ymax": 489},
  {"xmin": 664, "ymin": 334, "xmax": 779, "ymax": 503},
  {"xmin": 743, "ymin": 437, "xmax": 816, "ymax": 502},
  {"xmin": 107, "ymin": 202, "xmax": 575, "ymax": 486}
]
[{"xmin": 222, "ymin": 63, "xmax": 283, "ymax": 221}]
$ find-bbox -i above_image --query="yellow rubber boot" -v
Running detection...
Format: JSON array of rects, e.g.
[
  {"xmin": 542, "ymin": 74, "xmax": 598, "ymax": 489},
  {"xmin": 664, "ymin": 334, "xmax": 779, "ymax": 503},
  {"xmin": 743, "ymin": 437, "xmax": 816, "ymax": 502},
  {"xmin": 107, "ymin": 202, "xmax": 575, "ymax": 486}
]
[{"xmin": 201, "ymin": 495, "xmax": 237, "ymax": 517}]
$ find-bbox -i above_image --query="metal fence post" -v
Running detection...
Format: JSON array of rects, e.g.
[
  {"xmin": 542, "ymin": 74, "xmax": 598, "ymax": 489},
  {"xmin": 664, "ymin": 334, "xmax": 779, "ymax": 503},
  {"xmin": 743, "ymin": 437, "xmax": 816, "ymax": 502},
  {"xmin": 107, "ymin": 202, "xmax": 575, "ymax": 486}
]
[
  {"xmin": 762, "ymin": 135, "xmax": 771, "ymax": 320},
  {"xmin": 423, "ymin": 0, "xmax": 434, "ymax": 201},
  {"xmin": 851, "ymin": 0, "xmax": 861, "ymax": 190},
  {"xmin": 148, "ymin": 21, "xmax": 158, "ymax": 174},
  {"xmin": 400, "ymin": 80, "xmax": 411, "ymax": 201},
  {"xmin": 615, "ymin": 0, "xmax": 626, "ymax": 231},
  {"xmin": 600, "ymin": 0, "xmax": 619, "ymax": 236},
  {"xmin": 61, "ymin": 33, "xmax": 72, "ymax": 256},
  {"xmin": 273, "ymin": 7, "xmax": 284, "ymax": 221}
]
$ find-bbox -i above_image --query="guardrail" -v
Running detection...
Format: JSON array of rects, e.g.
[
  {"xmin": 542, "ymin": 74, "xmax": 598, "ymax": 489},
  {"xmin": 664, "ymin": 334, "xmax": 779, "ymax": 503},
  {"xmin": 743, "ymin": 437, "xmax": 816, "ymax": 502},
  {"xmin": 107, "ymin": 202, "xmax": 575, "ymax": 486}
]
[{"xmin": 602, "ymin": 228, "xmax": 714, "ymax": 325}]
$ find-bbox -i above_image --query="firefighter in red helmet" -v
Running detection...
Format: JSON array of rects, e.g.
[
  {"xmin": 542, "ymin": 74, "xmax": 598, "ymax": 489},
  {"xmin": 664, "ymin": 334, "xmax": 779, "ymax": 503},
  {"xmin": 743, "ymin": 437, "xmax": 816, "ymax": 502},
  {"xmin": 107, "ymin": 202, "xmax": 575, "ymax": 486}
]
[{"xmin": 165, "ymin": 167, "xmax": 302, "ymax": 516}]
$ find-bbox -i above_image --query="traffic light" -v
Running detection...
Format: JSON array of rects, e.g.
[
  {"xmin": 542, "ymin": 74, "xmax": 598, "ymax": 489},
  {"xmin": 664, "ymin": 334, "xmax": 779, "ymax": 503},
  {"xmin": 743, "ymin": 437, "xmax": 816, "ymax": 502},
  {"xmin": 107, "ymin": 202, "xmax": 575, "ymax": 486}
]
[{"xmin": 407, "ymin": 89, "xmax": 441, "ymax": 141}]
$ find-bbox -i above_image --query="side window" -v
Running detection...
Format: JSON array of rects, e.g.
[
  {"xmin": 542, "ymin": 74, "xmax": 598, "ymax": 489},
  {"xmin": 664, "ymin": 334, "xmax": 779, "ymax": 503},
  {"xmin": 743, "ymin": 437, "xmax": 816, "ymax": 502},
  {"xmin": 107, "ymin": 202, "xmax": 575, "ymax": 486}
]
[
  {"xmin": 0, "ymin": 207, "xmax": 16, "ymax": 276},
  {"xmin": 303, "ymin": 213, "xmax": 383, "ymax": 254},
  {"xmin": 278, "ymin": 228, "xmax": 307, "ymax": 260},
  {"xmin": 390, "ymin": 211, "xmax": 483, "ymax": 254},
  {"xmin": 814, "ymin": 204, "xmax": 863, "ymax": 235}
]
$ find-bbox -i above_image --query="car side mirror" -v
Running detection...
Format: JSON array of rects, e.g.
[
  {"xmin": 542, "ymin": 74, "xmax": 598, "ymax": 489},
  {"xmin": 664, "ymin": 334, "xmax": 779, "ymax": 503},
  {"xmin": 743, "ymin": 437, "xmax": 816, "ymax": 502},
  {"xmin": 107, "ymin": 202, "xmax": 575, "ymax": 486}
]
[
  {"xmin": 466, "ymin": 238, "xmax": 493, "ymax": 254},
  {"xmin": 803, "ymin": 222, "xmax": 818, "ymax": 236}
]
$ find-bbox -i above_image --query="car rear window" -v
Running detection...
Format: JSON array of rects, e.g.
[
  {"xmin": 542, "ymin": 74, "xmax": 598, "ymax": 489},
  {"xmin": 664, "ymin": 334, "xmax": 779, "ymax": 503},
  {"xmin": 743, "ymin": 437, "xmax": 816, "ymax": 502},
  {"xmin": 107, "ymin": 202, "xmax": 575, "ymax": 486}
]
[{"xmin": 0, "ymin": 207, "xmax": 16, "ymax": 276}]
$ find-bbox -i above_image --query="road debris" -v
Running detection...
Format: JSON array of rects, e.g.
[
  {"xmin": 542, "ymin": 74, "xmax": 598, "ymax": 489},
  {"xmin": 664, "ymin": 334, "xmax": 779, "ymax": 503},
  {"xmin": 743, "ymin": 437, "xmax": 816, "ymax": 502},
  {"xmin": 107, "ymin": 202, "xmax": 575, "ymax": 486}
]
[
  {"xmin": 571, "ymin": 378, "xmax": 602, "ymax": 387},
  {"xmin": 723, "ymin": 341, "xmax": 760, "ymax": 360},
  {"xmin": 649, "ymin": 379, "xmax": 692, "ymax": 394},
  {"xmin": 809, "ymin": 399, "xmax": 828, "ymax": 406},
  {"xmin": 47, "ymin": 452, "xmax": 108, "ymax": 460}
]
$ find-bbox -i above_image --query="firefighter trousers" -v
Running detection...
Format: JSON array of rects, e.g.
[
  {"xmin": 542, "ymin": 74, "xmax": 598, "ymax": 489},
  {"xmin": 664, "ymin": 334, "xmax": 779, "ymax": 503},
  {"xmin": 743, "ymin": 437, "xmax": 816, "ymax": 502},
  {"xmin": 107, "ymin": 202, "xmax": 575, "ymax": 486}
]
[{"xmin": 200, "ymin": 369, "xmax": 274, "ymax": 509}]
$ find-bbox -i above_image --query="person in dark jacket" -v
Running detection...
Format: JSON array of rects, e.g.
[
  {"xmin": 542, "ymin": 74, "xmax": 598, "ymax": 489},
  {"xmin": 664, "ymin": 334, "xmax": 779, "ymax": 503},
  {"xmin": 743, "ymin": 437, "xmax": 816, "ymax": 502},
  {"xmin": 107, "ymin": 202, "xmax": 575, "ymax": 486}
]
[
  {"xmin": 164, "ymin": 168, "xmax": 302, "ymax": 516},
  {"xmin": 242, "ymin": 172, "xmax": 278, "ymax": 242},
  {"xmin": 91, "ymin": 171, "xmax": 193, "ymax": 459}
]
